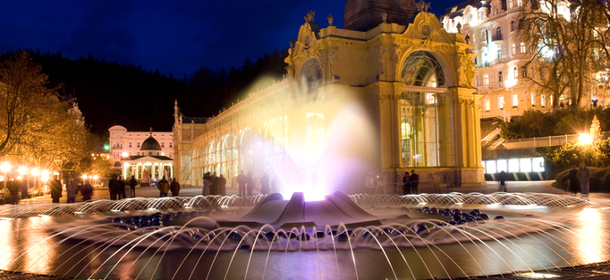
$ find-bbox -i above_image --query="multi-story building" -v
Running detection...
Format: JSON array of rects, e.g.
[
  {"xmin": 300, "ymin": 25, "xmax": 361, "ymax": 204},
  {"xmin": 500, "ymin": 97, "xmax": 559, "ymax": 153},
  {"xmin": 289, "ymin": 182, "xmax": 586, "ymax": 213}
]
[
  {"xmin": 441, "ymin": 0, "xmax": 557, "ymax": 121},
  {"xmin": 108, "ymin": 125, "xmax": 174, "ymax": 181}
]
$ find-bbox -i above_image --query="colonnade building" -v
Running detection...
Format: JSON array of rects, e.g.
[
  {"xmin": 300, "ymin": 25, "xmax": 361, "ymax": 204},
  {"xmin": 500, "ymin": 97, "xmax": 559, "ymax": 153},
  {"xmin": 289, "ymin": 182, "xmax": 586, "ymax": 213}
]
[{"xmin": 173, "ymin": 3, "xmax": 484, "ymax": 193}]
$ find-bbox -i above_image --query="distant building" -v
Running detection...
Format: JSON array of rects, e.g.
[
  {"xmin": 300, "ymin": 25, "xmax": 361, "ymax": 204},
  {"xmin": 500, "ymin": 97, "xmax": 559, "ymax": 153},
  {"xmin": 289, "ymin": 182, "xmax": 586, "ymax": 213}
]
[{"xmin": 108, "ymin": 125, "xmax": 174, "ymax": 181}]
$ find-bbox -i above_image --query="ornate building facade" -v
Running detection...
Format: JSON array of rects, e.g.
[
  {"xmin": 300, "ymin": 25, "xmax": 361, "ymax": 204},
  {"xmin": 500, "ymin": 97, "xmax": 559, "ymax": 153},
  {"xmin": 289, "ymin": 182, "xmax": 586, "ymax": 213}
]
[{"xmin": 173, "ymin": 4, "xmax": 484, "ymax": 193}]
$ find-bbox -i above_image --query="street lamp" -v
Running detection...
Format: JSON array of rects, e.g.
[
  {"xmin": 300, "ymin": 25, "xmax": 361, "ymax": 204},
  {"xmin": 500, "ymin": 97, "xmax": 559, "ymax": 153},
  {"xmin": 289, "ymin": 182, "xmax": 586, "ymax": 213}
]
[{"xmin": 579, "ymin": 133, "xmax": 593, "ymax": 145}]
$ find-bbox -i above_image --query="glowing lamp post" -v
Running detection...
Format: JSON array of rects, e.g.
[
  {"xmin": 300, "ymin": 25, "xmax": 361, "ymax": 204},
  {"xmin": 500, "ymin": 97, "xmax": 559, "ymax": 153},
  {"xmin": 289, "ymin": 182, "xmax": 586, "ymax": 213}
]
[{"xmin": 579, "ymin": 133, "xmax": 593, "ymax": 146}]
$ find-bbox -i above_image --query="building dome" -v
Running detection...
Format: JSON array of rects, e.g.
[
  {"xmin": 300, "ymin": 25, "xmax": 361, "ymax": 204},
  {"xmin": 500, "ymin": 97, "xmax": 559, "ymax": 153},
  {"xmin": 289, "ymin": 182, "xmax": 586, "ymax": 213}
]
[
  {"xmin": 344, "ymin": 0, "xmax": 417, "ymax": 31},
  {"xmin": 141, "ymin": 135, "xmax": 162, "ymax": 151}
]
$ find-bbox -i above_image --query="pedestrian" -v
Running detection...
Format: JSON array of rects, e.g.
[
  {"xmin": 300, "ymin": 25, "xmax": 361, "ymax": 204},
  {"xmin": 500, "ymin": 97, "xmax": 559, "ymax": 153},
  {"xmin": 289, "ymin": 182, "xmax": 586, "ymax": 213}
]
[
  {"xmin": 236, "ymin": 170, "xmax": 247, "ymax": 196},
  {"xmin": 20, "ymin": 179, "xmax": 28, "ymax": 199},
  {"xmin": 202, "ymin": 172, "xmax": 211, "ymax": 196},
  {"xmin": 117, "ymin": 175, "xmax": 126, "ymax": 199},
  {"xmin": 568, "ymin": 165, "xmax": 580, "ymax": 195},
  {"xmin": 365, "ymin": 172, "xmax": 375, "ymax": 194},
  {"xmin": 170, "ymin": 177, "xmax": 180, "ymax": 196},
  {"xmin": 8, "ymin": 180, "xmax": 19, "ymax": 204},
  {"xmin": 210, "ymin": 172, "xmax": 218, "ymax": 195},
  {"xmin": 217, "ymin": 174, "xmax": 227, "ymax": 196},
  {"xmin": 270, "ymin": 174, "xmax": 281, "ymax": 193},
  {"xmin": 108, "ymin": 174, "xmax": 119, "ymax": 200},
  {"xmin": 375, "ymin": 173, "xmax": 385, "ymax": 194},
  {"xmin": 409, "ymin": 170, "xmax": 419, "ymax": 194},
  {"xmin": 498, "ymin": 170, "xmax": 507, "ymax": 192},
  {"xmin": 577, "ymin": 162, "xmax": 591, "ymax": 197},
  {"xmin": 260, "ymin": 172, "xmax": 270, "ymax": 195},
  {"xmin": 158, "ymin": 176, "xmax": 170, "ymax": 197},
  {"xmin": 128, "ymin": 175, "xmax": 138, "ymax": 197},
  {"xmin": 246, "ymin": 172, "xmax": 255, "ymax": 196},
  {"xmin": 402, "ymin": 172, "xmax": 410, "ymax": 195},
  {"xmin": 81, "ymin": 179, "xmax": 93, "ymax": 201},
  {"xmin": 66, "ymin": 179, "xmax": 78, "ymax": 203},
  {"xmin": 50, "ymin": 176, "xmax": 63, "ymax": 203}
]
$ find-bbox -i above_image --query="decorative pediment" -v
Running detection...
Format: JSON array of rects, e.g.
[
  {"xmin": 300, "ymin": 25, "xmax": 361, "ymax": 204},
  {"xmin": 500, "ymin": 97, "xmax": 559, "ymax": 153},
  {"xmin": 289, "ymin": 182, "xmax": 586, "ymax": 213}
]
[{"xmin": 403, "ymin": 12, "xmax": 460, "ymax": 44}]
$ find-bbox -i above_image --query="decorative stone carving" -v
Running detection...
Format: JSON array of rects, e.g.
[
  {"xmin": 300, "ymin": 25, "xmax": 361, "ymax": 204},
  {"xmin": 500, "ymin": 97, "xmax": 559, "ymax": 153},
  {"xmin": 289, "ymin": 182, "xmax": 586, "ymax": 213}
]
[
  {"xmin": 381, "ymin": 12, "xmax": 388, "ymax": 23},
  {"xmin": 305, "ymin": 11, "xmax": 315, "ymax": 23},
  {"xmin": 328, "ymin": 46, "xmax": 338, "ymax": 73},
  {"xmin": 457, "ymin": 53, "xmax": 476, "ymax": 88},
  {"xmin": 391, "ymin": 44, "xmax": 402, "ymax": 62},
  {"xmin": 327, "ymin": 13, "xmax": 334, "ymax": 26},
  {"xmin": 416, "ymin": 0, "xmax": 431, "ymax": 12}
]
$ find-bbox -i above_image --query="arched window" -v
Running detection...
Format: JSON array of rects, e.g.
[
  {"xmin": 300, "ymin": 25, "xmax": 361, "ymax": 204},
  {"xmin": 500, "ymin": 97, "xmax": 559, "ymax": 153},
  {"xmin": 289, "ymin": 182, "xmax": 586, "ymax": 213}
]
[
  {"xmin": 298, "ymin": 58, "xmax": 323, "ymax": 94},
  {"xmin": 400, "ymin": 51, "xmax": 445, "ymax": 87}
]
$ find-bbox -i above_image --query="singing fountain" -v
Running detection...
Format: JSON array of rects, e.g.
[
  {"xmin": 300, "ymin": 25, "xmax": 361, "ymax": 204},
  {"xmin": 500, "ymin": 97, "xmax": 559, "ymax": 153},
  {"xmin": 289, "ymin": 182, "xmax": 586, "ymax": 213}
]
[{"xmin": 0, "ymin": 192, "xmax": 609, "ymax": 280}]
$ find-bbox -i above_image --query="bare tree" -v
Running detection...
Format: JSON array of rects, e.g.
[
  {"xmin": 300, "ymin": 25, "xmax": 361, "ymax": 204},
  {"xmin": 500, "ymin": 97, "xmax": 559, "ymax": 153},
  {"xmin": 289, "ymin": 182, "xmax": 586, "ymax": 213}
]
[{"xmin": 518, "ymin": 0, "xmax": 610, "ymax": 107}]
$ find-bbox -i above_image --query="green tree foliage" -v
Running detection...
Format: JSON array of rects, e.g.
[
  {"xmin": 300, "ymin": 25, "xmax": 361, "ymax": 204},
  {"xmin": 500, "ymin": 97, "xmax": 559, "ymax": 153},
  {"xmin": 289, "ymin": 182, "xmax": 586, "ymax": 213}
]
[
  {"xmin": 546, "ymin": 137, "xmax": 610, "ymax": 177},
  {"xmin": 500, "ymin": 107, "xmax": 609, "ymax": 139},
  {"xmin": 518, "ymin": 0, "xmax": 610, "ymax": 107},
  {"xmin": 0, "ymin": 51, "xmax": 94, "ymax": 172}
]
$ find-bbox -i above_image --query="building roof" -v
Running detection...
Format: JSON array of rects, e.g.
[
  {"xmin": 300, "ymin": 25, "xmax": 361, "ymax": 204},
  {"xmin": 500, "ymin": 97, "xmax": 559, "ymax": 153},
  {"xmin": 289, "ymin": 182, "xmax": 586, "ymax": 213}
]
[
  {"xmin": 141, "ymin": 135, "xmax": 162, "ymax": 151},
  {"xmin": 126, "ymin": 155, "xmax": 173, "ymax": 161},
  {"xmin": 442, "ymin": 0, "xmax": 491, "ymax": 19}
]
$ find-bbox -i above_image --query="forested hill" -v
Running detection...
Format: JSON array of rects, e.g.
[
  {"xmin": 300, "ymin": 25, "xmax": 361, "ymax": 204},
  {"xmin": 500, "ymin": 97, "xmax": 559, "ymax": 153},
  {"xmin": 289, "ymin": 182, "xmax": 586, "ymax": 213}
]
[{"xmin": 2, "ymin": 49, "xmax": 288, "ymax": 135}]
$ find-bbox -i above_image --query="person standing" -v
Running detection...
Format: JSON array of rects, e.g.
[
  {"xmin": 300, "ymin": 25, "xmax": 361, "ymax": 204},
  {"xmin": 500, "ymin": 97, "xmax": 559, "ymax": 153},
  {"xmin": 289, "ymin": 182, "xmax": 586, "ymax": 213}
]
[
  {"xmin": 209, "ymin": 173, "xmax": 218, "ymax": 195},
  {"xmin": 409, "ymin": 170, "xmax": 419, "ymax": 194},
  {"xmin": 117, "ymin": 175, "xmax": 126, "ymax": 199},
  {"xmin": 260, "ymin": 172, "xmax": 270, "ymax": 195},
  {"xmin": 236, "ymin": 170, "xmax": 247, "ymax": 196},
  {"xmin": 246, "ymin": 172, "xmax": 255, "ymax": 196},
  {"xmin": 8, "ymin": 180, "xmax": 19, "ymax": 204},
  {"xmin": 66, "ymin": 179, "xmax": 78, "ymax": 203},
  {"xmin": 81, "ymin": 179, "xmax": 93, "ymax": 201},
  {"xmin": 497, "ymin": 170, "xmax": 507, "ymax": 192},
  {"xmin": 20, "ymin": 179, "xmax": 28, "ymax": 200},
  {"xmin": 568, "ymin": 166, "xmax": 580, "ymax": 195},
  {"xmin": 365, "ymin": 172, "xmax": 375, "ymax": 194},
  {"xmin": 217, "ymin": 174, "xmax": 227, "ymax": 196},
  {"xmin": 128, "ymin": 175, "xmax": 138, "ymax": 197},
  {"xmin": 170, "ymin": 177, "xmax": 180, "ymax": 196},
  {"xmin": 402, "ymin": 172, "xmax": 410, "ymax": 195},
  {"xmin": 108, "ymin": 175, "xmax": 119, "ymax": 200},
  {"xmin": 577, "ymin": 162, "xmax": 591, "ymax": 197},
  {"xmin": 50, "ymin": 176, "xmax": 63, "ymax": 203},
  {"xmin": 158, "ymin": 176, "xmax": 170, "ymax": 197},
  {"xmin": 202, "ymin": 172, "xmax": 211, "ymax": 196}
]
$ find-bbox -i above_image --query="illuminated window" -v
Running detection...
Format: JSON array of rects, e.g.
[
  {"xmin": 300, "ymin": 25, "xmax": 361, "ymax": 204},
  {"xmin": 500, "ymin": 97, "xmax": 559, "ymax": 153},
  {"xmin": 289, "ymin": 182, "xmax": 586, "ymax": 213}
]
[
  {"xmin": 485, "ymin": 98, "xmax": 491, "ymax": 111},
  {"xmin": 170, "ymin": 152, "xmax": 173, "ymax": 157},
  {"xmin": 517, "ymin": 0, "xmax": 522, "ymax": 6},
  {"xmin": 482, "ymin": 30, "xmax": 487, "ymax": 41},
  {"xmin": 499, "ymin": 95, "xmax": 505, "ymax": 109},
  {"xmin": 497, "ymin": 159, "xmax": 507, "ymax": 172},
  {"xmin": 484, "ymin": 74, "xmax": 489, "ymax": 85},
  {"xmin": 509, "ymin": 0, "xmax": 513, "ymax": 9},
  {"xmin": 510, "ymin": 21, "xmax": 514, "ymax": 31},
  {"xmin": 520, "ymin": 158, "xmax": 532, "ymax": 172},
  {"xmin": 475, "ymin": 76, "xmax": 479, "ymax": 87},
  {"xmin": 480, "ymin": 10, "xmax": 485, "ymax": 20},
  {"xmin": 531, "ymin": 93, "xmax": 536, "ymax": 106},
  {"xmin": 521, "ymin": 67, "xmax": 528, "ymax": 78},
  {"xmin": 512, "ymin": 43, "xmax": 516, "ymax": 55},
  {"xmin": 498, "ymin": 71, "xmax": 503, "ymax": 82},
  {"xmin": 497, "ymin": 48, "xmax": 502, "ymax": 59},
  {"xmin": 541, "ymin": 94, "xmax": 546, "ymax": 107},
  {"xmin": 514, "ymin": 66, "xmax": 518, "ymax": 78},
  {"xmin": 508, "ymin": 158, "xmax": 519, "ymax": 172},
  {"xmin": 512, "ymin": 93, "xmax": 518, "ymax": 107},
  {"xmin": 520, "ymin": 42, "xmax": 526, "ymax": 53}
]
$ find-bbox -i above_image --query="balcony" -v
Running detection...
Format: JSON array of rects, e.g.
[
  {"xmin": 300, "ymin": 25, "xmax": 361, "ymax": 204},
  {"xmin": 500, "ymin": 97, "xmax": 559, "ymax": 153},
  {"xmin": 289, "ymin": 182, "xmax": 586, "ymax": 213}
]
[{"xmin": 492, "ymin": 34, "xmax": 503, "ymax": 41}]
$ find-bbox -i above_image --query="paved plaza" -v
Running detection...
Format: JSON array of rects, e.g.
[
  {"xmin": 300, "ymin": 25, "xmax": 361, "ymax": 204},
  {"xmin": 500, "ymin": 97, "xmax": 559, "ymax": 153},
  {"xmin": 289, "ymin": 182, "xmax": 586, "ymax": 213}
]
[{"xmin": 7, "ymin": 180, "xmax": 610, "ymax": 205}]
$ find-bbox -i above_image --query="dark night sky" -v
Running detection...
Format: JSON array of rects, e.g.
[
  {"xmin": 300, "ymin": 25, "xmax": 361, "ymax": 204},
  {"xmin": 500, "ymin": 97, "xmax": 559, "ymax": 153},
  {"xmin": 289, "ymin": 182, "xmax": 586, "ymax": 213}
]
[{"xmin": 0, "ymin": 0, "xmax": 464, "ymax": 78}]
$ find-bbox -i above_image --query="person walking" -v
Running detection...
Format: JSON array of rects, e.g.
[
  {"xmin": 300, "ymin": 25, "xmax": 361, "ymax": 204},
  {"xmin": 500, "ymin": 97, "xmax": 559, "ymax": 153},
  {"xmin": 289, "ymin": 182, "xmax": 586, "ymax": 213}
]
[
  {"xmin": 236, "ymin": 170, "xmax": 247, "ymax": 196},
  {"xmin": 410, "ymin": 170, "xmax": 419, "ymax": 194},
  {"xmin": 50, "ymin": 176, "xmax": 63, "ymax": 203},
  {"xmin": 81, "ymin": 179, "xmax": 93, "ymax": 202},
  {"xmin": 577, "ymin": 162, "xmax": 591, "ymax": 197},
  {"xmin": 402, "ymin": 172, "xmax": 410, "ymax": 195},
  {"xmin": 365, "ymin": 172, "xmax": 375, "ymax": 194},
  {"xmin": 260, "ymin": 172, "xmax": 270, "ymax": 195},
  {"xmin": 108, "ymin": 175, "xmax": 119, "ymax": 200},
  {"xmin": 157, "ymin": 176, "xmax": 170, "ymax": 197},
  {"xmin": 128, "ymin": 175, "xmax": 138, "ymax": 197},
  {"xmin": 568, "ymin": 165, "xmax": 580, "ymax": 195},
  {"xmin": 66, "ymin": 179, "xmax": 78, "ymax": 203},
  {"xmin": 170, "ymin": 177, "xmax": 180, "ymax": 196},
  {"xmin": 217, "ymin": 174, "xmax": 227, "ymax": 196},
  {"xmin": 117, "ymin": 175, "xmax": 126, "ymax": 199},
  {"xmin": 497, "ymin": 170, "xmax": 507, "ymax": 192},
  {"xmin": 246, "ymin": 172, "xmax": 255, "ymax": 196},
  {"xmin": 7, "ymin": 180, "xmax": 19, "ymax": 204}
]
